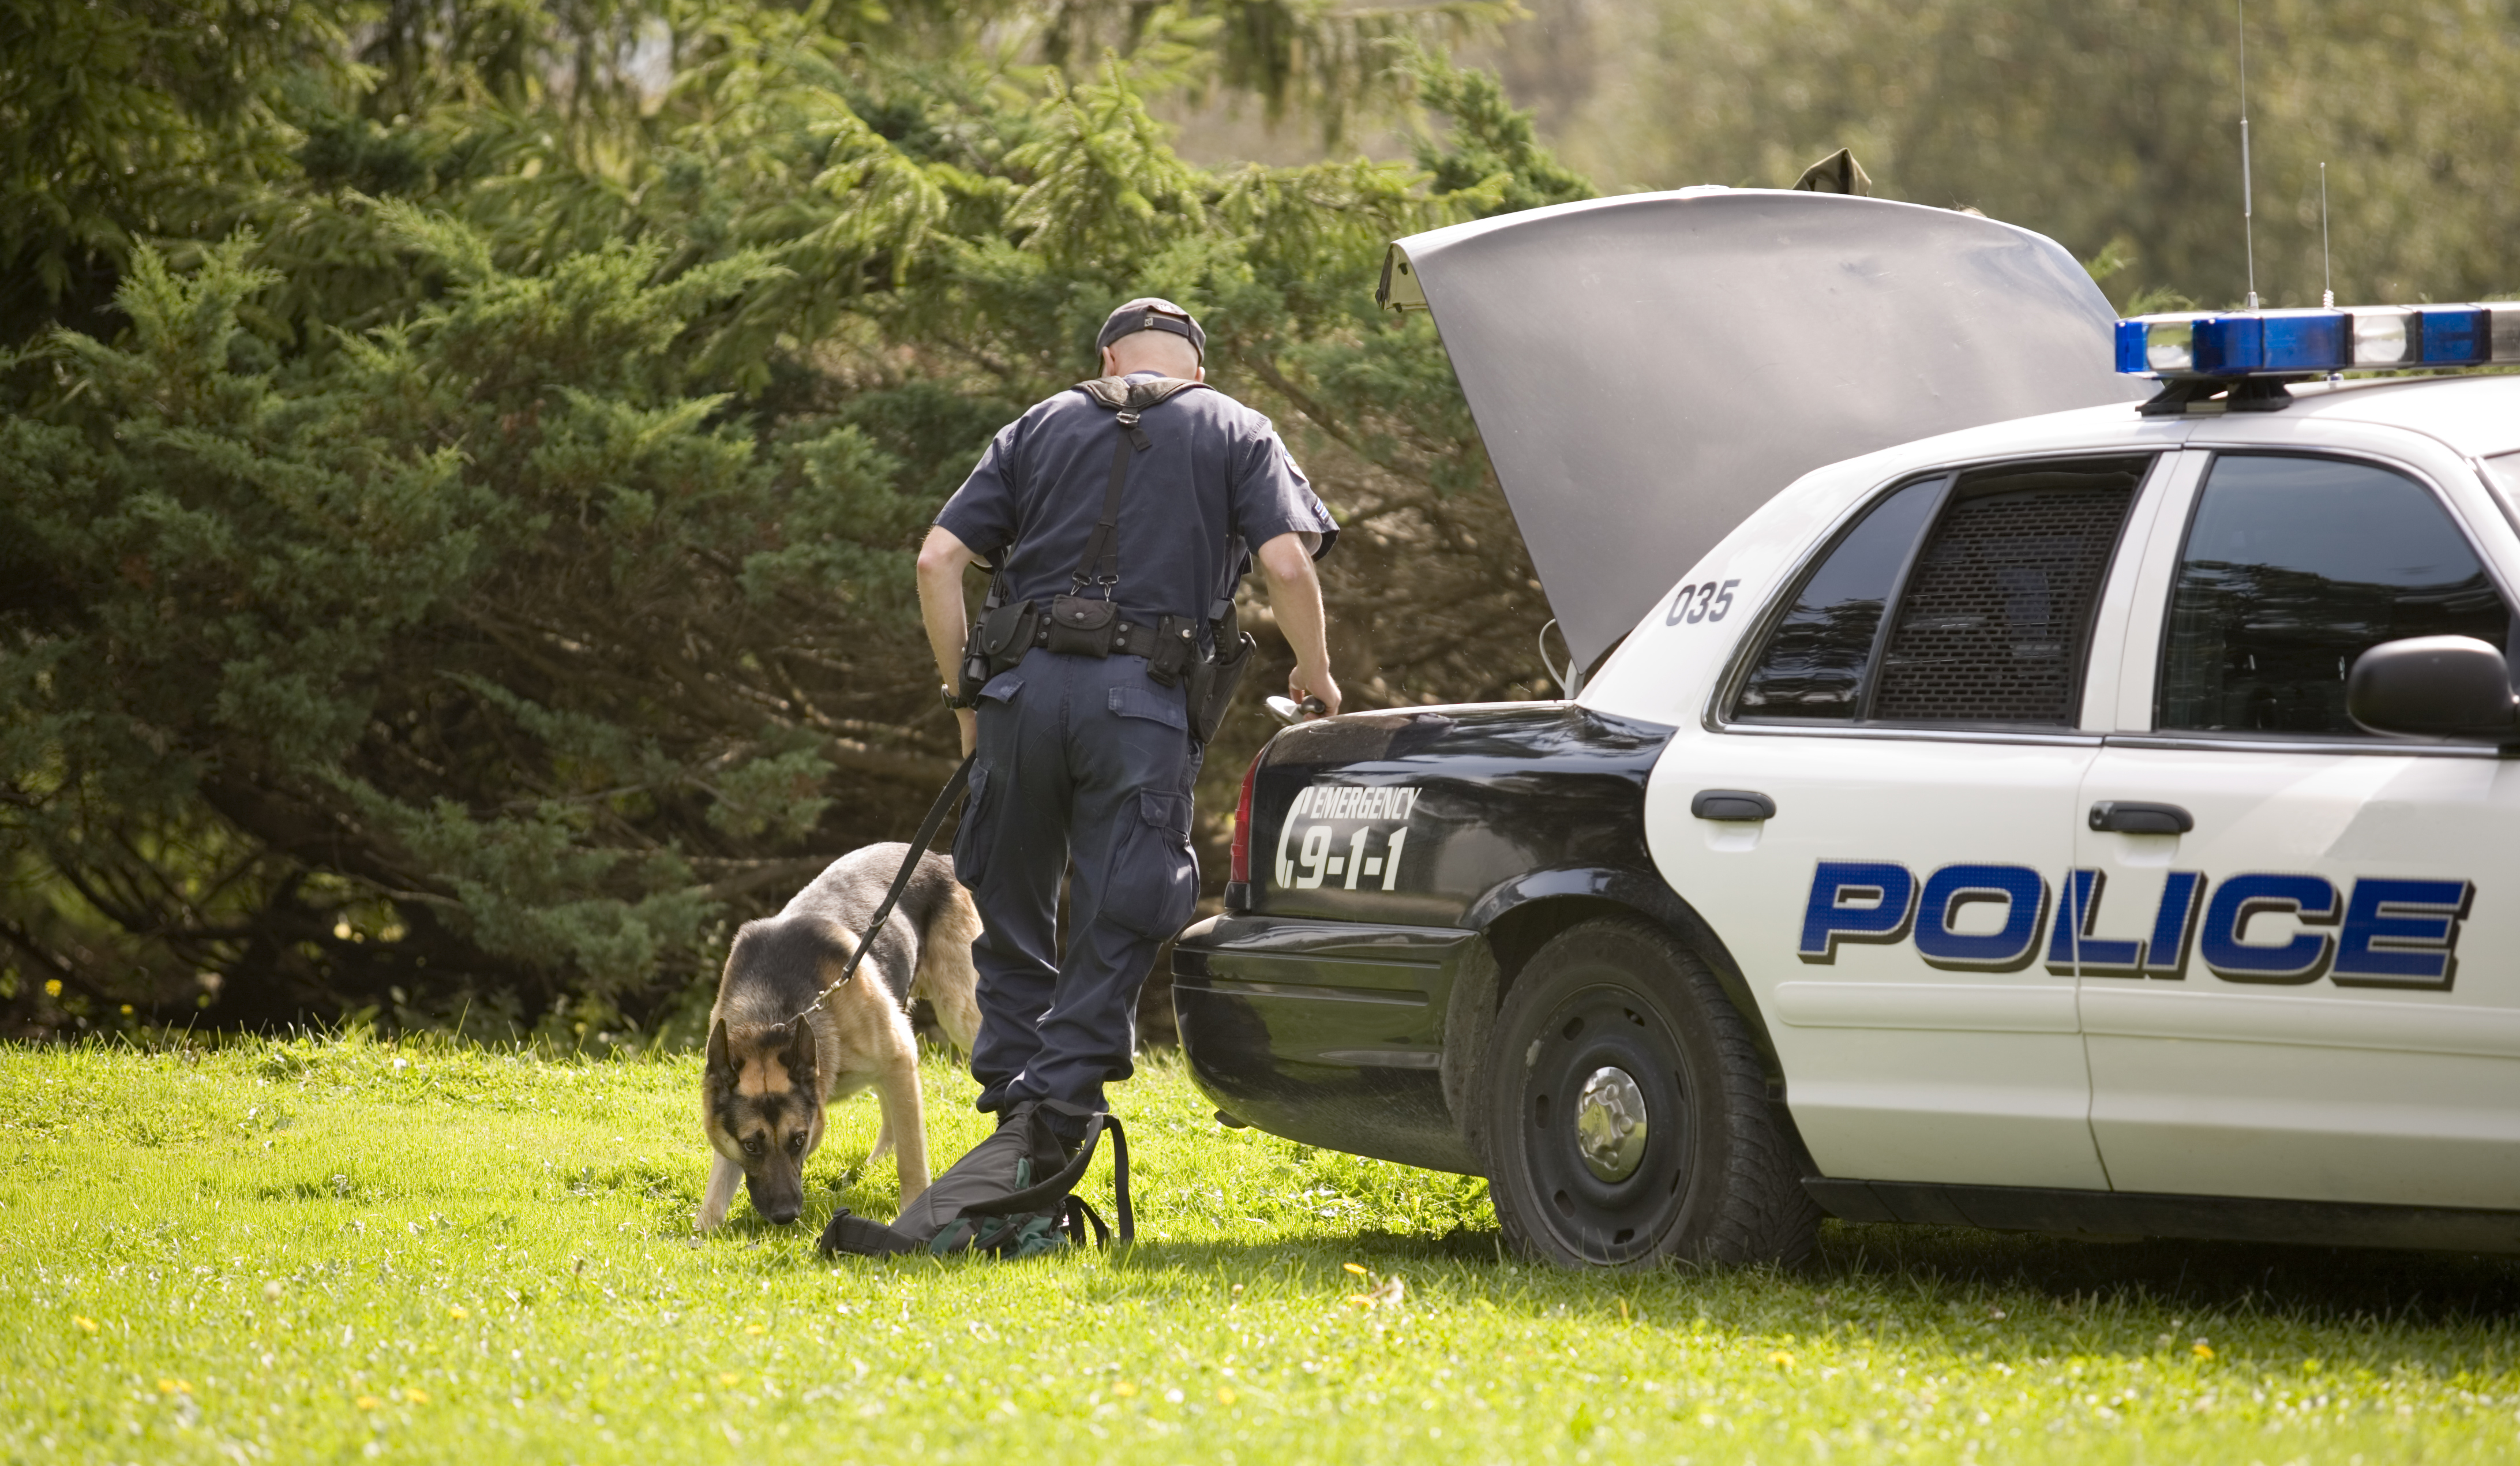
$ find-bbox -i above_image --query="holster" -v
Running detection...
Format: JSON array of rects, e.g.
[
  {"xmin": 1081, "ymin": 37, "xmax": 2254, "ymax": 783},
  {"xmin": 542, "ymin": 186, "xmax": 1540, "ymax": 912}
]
[
  {"xmin": 1190, "ymin": 629, "xmax": 1256, "ymax": 743},
  {"xmin": 1043, "ymin": 594, "xmax": 1119, "ymax": 657}
]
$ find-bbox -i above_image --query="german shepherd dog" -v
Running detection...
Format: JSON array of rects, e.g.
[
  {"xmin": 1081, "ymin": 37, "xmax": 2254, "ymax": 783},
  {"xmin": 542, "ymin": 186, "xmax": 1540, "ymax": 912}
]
[{"xmin": 697, "ymin": 843, "xmax": 981, "ymax": 1230}]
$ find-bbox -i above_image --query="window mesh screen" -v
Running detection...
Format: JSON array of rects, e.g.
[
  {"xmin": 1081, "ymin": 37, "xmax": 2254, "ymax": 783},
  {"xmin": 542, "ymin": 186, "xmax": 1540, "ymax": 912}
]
[{"xmin": 1869, "ymin": 461, "xmax": 2144, "ymax": 725}]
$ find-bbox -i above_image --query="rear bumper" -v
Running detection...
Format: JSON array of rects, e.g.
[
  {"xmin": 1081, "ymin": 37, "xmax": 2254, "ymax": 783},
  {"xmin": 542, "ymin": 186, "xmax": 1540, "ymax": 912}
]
[{"xmin": 1171, "ymin": 913, "xmax": 1485, "ymax": 1175}]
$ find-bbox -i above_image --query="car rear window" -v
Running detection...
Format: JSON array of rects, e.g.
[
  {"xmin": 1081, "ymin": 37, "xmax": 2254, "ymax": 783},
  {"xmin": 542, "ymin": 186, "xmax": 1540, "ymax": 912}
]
[
  {"xmin": 1732, "ymin": 474, "xmax": 1942, "ymax": 718},
  {"xmin": 1734, "ymin": 455, "xmax": 2151, "ymax": 727},
  {"xmin": 1870, "ymin": 459, "xmax": 2147, "ymax": 724}
]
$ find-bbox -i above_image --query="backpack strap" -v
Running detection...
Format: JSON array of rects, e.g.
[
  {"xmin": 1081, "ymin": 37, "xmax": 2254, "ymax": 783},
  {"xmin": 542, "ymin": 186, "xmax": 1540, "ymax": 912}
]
[
  {"xmin": 960, "ymin": 1109, "xmax": 1133, "ymax": 1244},
  {"xmin": 817, "ymin": 1208, "xmax": 922, "ymax": 1257}
]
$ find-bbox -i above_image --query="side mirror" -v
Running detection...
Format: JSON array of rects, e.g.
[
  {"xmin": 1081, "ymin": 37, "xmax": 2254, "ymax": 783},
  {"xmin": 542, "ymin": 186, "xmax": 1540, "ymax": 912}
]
[{"xmin": 2346, "ymin": 635, "xmax": 2520, "ymax": 740}]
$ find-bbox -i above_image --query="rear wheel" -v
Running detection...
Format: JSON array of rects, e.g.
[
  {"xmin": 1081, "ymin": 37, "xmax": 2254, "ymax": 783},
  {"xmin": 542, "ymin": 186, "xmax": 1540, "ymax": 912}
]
[{"xmin": 1477, "ymin": 917, "xmax": 1817, "ymax": 1268}]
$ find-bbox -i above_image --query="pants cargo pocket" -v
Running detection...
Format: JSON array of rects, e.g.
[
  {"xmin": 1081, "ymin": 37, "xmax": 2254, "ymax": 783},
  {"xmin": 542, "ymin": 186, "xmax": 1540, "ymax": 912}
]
[
  {"xmin": 954, "ymin": 674, "xmax": 1022, "ymax": 890},
  {"xmin": 952, "ymin": 762, "xmax": 993, "ymax": 889},
  {"xmin": 1102, "ymin": 789, "xmax": 1198, "ymax": 938}
]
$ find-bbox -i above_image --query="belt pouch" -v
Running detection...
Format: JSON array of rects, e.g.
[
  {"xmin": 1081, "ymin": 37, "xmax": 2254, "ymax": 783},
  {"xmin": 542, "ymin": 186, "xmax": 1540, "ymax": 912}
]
[
  {"xmin": 1190, "ymin": 630, "xmax": 1257, "ymax": 743},
  {"xmin": 978, "ymin": 599, "xmax": 1039, "ymax": 678},
  {"xmin": 1044, "ymin": 594, "xmax": 1118, "ymax": 657}
]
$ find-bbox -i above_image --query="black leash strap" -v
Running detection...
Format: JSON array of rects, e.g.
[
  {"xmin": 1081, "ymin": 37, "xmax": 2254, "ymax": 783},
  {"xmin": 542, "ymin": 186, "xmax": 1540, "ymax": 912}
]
[{"xmin": 827, "ymin": 753, "xmax": 976, "ymax": 993}]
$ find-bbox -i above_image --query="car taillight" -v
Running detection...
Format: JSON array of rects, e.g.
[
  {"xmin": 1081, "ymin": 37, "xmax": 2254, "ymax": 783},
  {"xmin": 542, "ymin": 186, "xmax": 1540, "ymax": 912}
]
[{"xmin": 1228, "ymin": 747, "xmax": 1262, "ymax": 886}]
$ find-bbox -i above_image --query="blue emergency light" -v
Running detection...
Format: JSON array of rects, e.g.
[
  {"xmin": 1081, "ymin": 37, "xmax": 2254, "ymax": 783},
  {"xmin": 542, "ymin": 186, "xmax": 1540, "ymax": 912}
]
[{"xmin": 2116, "ymin": 302, "xmax": 2520, "ymax": 377}]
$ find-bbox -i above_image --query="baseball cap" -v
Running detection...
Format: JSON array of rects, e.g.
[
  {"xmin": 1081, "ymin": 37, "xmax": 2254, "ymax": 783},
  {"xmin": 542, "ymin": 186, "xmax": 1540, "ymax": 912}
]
[{"xmin": 1096, "ymin": 297, "xmax": 1205, "ymax": 360}]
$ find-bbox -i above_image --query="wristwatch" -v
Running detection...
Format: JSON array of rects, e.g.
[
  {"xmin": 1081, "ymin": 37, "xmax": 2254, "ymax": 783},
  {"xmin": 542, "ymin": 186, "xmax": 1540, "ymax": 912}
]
[{"xmin": 941, "ymin": 684, "xmax": 981, "ymax": 711}]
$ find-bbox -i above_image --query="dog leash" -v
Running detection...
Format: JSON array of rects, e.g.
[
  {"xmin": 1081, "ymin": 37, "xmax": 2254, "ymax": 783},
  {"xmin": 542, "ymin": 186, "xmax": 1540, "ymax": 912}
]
[{"xmin": 794, "ymin": 753, "xmax": 976, "ymax": 1021}]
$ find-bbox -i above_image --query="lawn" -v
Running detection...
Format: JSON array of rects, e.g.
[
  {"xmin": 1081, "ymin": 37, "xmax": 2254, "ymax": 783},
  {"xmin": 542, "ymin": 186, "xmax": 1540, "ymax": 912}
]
[{"xmin": 5, "ymin": 1036, "xmax": 2518, "ymax": 1464}]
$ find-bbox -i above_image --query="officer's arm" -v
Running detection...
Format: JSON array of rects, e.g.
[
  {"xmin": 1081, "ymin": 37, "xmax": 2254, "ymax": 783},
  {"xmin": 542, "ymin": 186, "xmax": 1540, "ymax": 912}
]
[
  {"xmin": 1255, "ymin": 531, "xmax": 1340, "ymax": 718},
  {"xmin": 917, "ymin": 525, "xmax": 982, "ymax": 753}
]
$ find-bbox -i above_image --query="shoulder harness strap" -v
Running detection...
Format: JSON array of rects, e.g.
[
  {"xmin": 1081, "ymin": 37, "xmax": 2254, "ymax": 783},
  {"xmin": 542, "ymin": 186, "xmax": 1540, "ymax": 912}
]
[{"xmin": 1067, "ymin": 377, "xmax": 1211, "ymax": 596}]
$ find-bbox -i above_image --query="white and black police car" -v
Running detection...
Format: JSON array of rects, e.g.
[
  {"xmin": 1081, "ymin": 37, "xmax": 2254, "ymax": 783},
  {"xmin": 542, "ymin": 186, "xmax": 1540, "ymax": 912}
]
[{"xmin": 1170, "ymin": 187, "xmax": 2520, "ymax": 1268}]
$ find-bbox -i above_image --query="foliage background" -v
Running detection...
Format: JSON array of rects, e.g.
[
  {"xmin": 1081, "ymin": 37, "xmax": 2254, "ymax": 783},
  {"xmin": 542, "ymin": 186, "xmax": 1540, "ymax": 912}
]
[
  {"xmin": 1450, "ymin": 0, "xmax": 2520, "ymax": 312},
  {"xmin": 4, "ymin": 0, "xmax": 2516, "ymax": 1039}
]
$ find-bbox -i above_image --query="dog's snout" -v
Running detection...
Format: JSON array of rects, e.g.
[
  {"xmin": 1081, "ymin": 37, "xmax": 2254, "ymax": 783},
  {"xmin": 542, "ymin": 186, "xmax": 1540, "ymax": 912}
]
[{"xmin": 744, "ymin": 1168, "xmax": 804, "ymax": 1225}]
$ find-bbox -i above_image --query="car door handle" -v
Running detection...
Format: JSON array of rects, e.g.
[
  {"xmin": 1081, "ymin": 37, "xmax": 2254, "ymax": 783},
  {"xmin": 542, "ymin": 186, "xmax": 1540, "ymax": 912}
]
[
  {"xmin": 2088, "ymin": 800, "xmax": 2193, "ymax": 835},
  {"xmin": 1692, "ymin": 789, "xmax": 1776, "ymax": 822}
]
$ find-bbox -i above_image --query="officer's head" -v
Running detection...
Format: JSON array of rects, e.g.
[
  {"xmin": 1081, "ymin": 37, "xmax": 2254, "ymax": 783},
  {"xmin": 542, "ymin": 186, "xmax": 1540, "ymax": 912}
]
[{"xmin": 1098, "ymin": 298, "xmax": 1205, "ymax": 381}]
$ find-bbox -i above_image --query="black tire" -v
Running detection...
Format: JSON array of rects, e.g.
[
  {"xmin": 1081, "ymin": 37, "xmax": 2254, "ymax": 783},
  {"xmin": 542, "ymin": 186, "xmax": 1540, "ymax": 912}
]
[{"xmin": 1476, "ymin": 916, "xmax": 1817, "ymax": 1269}]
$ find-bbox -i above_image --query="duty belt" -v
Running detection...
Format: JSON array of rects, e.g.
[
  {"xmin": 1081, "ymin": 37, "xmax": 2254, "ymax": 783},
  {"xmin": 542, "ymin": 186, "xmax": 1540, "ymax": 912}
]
[
  {"xmin": 1037, "ymin": 605, "xmax": 1202, "ymax": 668},
  {"xmin": 959, "ymin": 374, "xmax": 1259, "ymax": 735}
]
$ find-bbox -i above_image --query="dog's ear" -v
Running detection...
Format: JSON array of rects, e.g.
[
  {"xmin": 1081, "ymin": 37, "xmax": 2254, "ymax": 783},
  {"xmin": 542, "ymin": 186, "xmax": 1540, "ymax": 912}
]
[
  {"xmin": 706, "ymin": 1018, "xmax": 732, "ymax": 1078},
  {"xmin": 778, "ymin": 1018, "xmax": 817, "ymax": 1089}
]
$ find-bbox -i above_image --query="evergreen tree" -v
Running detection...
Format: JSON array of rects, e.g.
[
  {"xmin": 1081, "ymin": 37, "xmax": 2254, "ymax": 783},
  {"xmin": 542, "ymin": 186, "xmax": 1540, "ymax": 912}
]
[{"xmin": 0, "ymin": 3, "xmax": 1559, "ymax": 1039}]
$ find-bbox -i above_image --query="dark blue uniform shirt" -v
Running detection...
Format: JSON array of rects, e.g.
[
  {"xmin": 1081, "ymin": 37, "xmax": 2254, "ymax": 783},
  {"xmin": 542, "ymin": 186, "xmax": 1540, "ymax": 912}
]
[{"xmin": 936, "ymin": 375, "xmax": 1337, "ymax": 631}]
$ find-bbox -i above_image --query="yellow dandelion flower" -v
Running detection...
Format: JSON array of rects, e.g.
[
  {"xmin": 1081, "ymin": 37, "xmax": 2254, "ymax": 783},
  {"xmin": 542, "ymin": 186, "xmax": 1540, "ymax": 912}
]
[
  {"xmin": 44, "ymin": 979, "xmax": 61, "ymax": 997},
  {"xmin": 1768, "ymin": 1351, "xmax": 1797, "ymax": 1369},
  {"xmin": 73, "ymin": 1317, "xmax": 97, "ymax": 1334},
  {"xmin": 355, "ymin": 1396, "xmax": 381, "ymax": 1410},
  {"xmin": 1112, "ymin": 1380, "xmax": 1137, "ymax": 1397},
  {"xmin": 447, "ymin": 1306, "xmax": 469, "ymax": 1320},
  {"xmin": 719, "ymin": 1373, "xmax": 741, "ymax": 1388},
  {"xmin": 2192, "ymin": 1342, "xmax": 2215, "ymax": 1359},
  {"xmin": 157, "ymin": 1379, "xmax": 190, "ymax": 1394},
  {"xmin": 1217, "ymin": 1386, "xmax": 1237, "ymax": 1405},
  {"xmin": 1342, "ymin": 1263, "xmax": 1368, "ymax": 1276},
  {"xmin": 403, "ymin": 1388, "xmax": 429, "ymax": 1405},
  {"xmin": 745, "ymin": 1324, "xmax": 765, "ymax": 1335}
]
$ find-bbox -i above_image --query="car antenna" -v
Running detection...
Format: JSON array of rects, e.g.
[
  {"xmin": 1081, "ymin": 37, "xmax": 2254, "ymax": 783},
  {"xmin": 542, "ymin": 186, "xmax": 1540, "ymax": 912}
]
[
  {"xmin": 2320, "ymin": 160, "xmax": 2341, "ymax": 384},
  {"xmin": 2237, "ymin": 0, "xmax": 2260, "ymax": 310},
  {"xmin": 2319, "ymin": 160, "xmax": 2333, "ymax": 308}
]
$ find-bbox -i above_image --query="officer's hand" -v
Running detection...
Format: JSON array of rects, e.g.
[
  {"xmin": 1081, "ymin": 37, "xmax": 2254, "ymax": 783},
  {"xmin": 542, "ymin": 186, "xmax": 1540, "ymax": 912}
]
[
  {"xmin": 1291, "ymin": 666, "xmax": 1340, "ymax": 718},
  {"xmin": 957, "ymin": 708, "xmax": 977, "ymax": 756}
]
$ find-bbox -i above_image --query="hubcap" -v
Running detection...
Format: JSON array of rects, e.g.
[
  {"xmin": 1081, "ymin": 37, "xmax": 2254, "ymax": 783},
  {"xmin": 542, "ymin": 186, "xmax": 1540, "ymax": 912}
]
[
  {"xmin": 1573, "ymin": 1066, "xmax": 1649, "ymax": 1182},
  {"xmin": 1513, "ymin": 980, "xmax": 1696, "ymax": 1265}
]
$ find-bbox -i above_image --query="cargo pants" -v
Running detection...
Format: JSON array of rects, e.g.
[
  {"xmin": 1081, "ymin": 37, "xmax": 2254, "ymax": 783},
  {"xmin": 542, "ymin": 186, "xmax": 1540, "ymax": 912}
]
[{"xmin": 955, "ymin": 646, "xmax": 1202, "ymax": 1115}]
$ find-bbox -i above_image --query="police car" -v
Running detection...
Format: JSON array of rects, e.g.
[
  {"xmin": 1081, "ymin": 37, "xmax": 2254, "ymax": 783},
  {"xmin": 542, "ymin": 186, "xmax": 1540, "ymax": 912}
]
[{"xmin": 1169, "ymin": 188, "xmax": 2520, "ymax": 1268}]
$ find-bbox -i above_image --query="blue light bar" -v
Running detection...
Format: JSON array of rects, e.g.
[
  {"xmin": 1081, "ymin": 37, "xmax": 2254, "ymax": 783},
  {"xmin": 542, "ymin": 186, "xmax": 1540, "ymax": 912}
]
[
  {"xmin": 2418, "ymin": 305, "xmax": 2490, "ymax": 365},
  {"xmin": 2116, "ymin": 302, "xmax": 2520, "ymax": 378}
]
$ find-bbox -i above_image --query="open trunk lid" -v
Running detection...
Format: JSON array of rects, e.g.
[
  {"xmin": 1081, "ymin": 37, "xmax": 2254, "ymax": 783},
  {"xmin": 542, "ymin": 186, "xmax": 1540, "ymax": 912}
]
[{"xmin": 1379, "ymin": 188, "xmax": 2144, "ymax": 669}]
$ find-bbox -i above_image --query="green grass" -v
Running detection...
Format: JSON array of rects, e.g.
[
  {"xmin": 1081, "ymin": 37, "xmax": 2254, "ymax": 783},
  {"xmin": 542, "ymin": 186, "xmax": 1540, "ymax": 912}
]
[{"xmin": 5, "ymin": 1037, "xmax": 2518, "ymax": 1463}]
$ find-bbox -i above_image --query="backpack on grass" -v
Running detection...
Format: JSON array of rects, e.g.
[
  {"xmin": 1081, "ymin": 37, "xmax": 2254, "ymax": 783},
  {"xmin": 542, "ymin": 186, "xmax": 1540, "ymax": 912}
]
[{"xmin": 817, "ymin": 1099, "xmax": 1132, "ymax": 1260}]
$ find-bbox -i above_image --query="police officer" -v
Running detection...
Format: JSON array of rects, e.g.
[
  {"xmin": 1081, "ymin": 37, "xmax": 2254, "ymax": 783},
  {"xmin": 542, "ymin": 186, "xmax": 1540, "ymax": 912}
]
[{"xmin": 914, "ymin": 298, "xmax": 1340, "ymax": 1149}]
